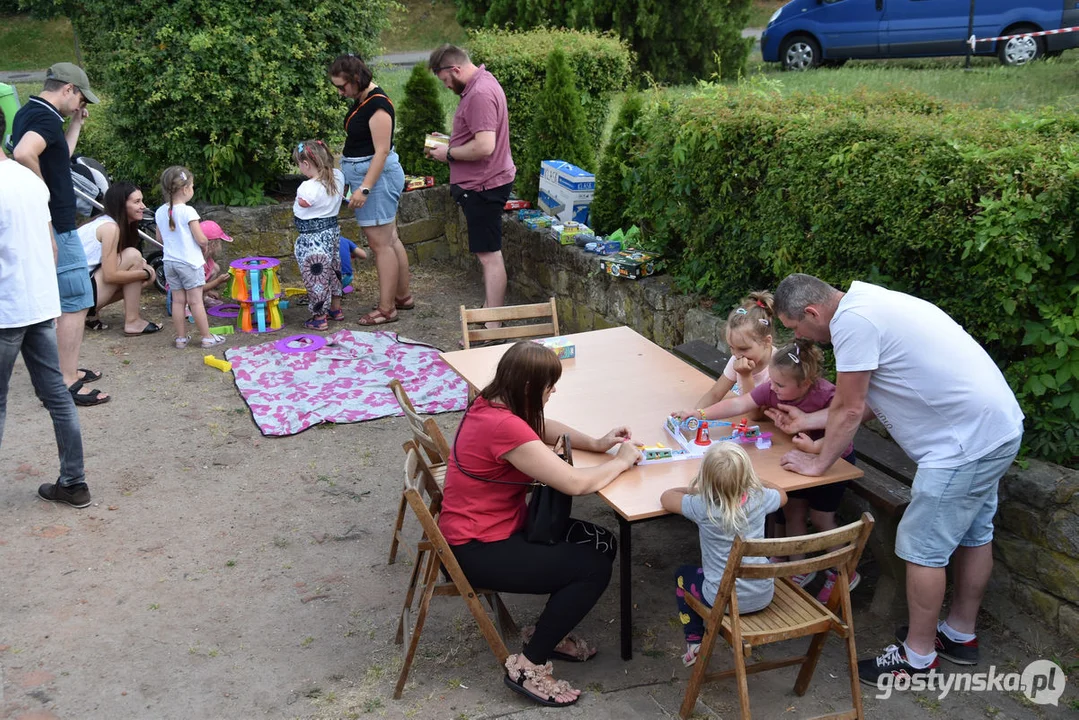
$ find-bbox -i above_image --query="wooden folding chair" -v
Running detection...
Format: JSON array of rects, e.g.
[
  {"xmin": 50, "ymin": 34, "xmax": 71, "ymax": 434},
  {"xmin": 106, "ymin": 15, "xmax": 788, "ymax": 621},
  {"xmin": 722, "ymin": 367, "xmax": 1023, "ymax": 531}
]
[
  {"xmin": 679, "ymin": 512, "xmax": 875, "ymax": 720},
  {"xmin": 386, "ymin": 379, "xmax": 452, "ymax": 565},
  {"xmin": 459, "ymin": 297, "xmax": 559, "ymax": 349},
  {"xmin": 393, "ymin": 440, "xmax": 517, "ymax": 699}
]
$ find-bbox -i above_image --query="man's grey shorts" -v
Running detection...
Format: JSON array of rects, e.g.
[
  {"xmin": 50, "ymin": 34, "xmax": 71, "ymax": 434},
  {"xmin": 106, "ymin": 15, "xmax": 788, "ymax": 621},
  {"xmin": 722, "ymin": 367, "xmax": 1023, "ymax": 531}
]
[
  {"xmin": 163, "ymin": 260, "xmax": 205, "ymax": 291},
  {"xmin": 895, "ymin": 435, "xmax": 1021, "ymax": 567}
]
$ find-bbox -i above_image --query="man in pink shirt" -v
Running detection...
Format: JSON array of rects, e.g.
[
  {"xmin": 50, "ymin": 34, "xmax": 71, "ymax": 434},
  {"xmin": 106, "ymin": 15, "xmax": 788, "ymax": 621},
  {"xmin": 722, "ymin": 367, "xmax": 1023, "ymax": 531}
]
[{"xmin": 427, "ymin": 45, "xmax": 516, "ymax": 337}]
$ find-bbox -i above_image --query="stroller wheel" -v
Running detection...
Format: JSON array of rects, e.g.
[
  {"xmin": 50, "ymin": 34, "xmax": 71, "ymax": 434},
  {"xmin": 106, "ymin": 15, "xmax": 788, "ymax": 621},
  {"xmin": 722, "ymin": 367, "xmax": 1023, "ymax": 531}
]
[{"xmin": 145, "ymin": 251, "xmax": 167, "ymax": 293}]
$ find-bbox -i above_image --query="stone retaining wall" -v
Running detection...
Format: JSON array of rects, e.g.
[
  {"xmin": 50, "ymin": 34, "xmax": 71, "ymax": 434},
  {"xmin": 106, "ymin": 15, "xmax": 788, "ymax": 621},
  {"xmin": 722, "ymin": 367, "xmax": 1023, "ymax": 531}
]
[
  {"xmin": 991, "ymin": 462, "xmax": 1079, "ymax": 639},
  {"xmin": 210, "ymin": 185, "xmax": 1077, "ymax": 639}
]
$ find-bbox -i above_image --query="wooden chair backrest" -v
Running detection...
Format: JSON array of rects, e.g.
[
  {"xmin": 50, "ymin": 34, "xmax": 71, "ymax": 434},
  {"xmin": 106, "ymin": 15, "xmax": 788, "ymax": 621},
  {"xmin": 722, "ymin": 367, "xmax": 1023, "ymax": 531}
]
[
  {"xmin": 714, "ymin": 513, "xmax": 875, "ymax": 603},
  {"xmin": 459, "ymin": 298, "xmax": 559, "ymax": 349},
  {"xmin": 402, "ymin": 440, "xmax": 445, "ymax": 515},
  {"xmin": 389, "ymin": 379, "xmax": 451, "ymax": 465}
]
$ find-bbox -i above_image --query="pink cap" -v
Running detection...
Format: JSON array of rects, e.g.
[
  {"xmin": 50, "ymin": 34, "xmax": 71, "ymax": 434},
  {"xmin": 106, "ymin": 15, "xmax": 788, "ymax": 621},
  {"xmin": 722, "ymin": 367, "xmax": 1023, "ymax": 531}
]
[{"xmin": 200, "ymin": 220, "xmax": 233, "ymax": 242}]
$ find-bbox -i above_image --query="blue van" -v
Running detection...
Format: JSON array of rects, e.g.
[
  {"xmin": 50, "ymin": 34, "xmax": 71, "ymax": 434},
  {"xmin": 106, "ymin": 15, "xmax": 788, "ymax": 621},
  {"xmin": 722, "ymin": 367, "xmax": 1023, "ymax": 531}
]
[{"xmin": 761, "ymin": 0, "xmax": 1079, "ymax": 69}]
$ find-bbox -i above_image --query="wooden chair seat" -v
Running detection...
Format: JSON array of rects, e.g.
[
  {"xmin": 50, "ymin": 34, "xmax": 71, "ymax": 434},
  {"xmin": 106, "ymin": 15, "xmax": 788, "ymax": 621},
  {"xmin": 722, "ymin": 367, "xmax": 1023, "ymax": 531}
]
[{"xmin": 679, "ymin": 513, "xmax": 875, "ymax": 720}]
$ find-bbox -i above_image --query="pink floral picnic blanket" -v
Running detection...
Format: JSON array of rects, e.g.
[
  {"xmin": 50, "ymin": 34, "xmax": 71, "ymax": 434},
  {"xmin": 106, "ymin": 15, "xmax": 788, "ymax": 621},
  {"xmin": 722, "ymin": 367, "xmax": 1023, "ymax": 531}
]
[{"xmin": 224, "ymin": 330, "xmax": 467, "ymax": 437}]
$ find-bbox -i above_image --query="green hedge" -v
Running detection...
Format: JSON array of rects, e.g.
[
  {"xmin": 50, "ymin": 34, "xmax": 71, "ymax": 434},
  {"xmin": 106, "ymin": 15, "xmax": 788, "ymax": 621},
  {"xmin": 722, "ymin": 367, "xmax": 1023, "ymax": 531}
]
[
  {"xmin": 467, "ymin": 28, "xmax": 632, "ymax": 199},
  {"xmin": 596, "ymin": 82, "xmax": 1079, "ymax": 466},
  {"xmin": 66, "ymin": 1, "xmax": 391, "ymax": 205},
  {"xmin": 456, "ymin": 0, "xmax": 751, "ymax": 84}
]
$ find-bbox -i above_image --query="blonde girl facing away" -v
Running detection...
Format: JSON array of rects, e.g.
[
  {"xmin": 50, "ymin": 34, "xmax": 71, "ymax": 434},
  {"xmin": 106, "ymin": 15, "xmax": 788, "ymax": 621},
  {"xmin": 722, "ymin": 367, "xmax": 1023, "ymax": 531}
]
[
  {"xmin": 292, "ymin": 139, "xmax": 345, "ymax": 330},
  {"xmin": 695, "ymin": 291, "xmax": 778, "ymax": 410},
  {"xmin": 662, "ymin": 443, "xmax": 787, "ymax": 667},
  {"xmin": 154, "ymin": 166, "xmax": 227, "ymax": 349}
]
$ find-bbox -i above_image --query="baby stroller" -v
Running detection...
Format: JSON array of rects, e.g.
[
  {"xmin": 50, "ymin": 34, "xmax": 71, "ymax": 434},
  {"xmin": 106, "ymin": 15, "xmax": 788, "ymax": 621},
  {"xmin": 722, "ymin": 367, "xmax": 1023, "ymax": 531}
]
[{"xmin": 71, "ymin": 155, "xmax": 167, "ymax": 293}]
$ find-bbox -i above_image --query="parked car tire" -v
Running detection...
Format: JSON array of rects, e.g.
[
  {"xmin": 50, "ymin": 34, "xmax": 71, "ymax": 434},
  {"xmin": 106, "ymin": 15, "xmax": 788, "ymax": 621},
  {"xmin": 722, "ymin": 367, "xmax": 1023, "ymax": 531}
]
[
  {"xmin": 780, "ymin": 35, "xmax": 821, "ymax": 71},
  {"xmin": 998, "ymin": 25, "xmax": 1045, "ymax": 66}
]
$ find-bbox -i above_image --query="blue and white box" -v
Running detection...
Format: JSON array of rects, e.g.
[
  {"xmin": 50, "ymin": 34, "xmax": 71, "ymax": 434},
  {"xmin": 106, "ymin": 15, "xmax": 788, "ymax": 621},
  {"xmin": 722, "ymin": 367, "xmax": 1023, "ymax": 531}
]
[{"xmin": 539, "ymin": 160, "xmax": 594, "ymax": 225}]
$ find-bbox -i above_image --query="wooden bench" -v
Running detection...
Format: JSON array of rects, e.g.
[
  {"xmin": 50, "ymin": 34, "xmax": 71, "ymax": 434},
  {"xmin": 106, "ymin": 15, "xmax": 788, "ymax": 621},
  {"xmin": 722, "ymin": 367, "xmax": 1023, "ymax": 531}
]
[{"xmin": 673, "ymin": 339, "xmax": 913, "ymax": 617}]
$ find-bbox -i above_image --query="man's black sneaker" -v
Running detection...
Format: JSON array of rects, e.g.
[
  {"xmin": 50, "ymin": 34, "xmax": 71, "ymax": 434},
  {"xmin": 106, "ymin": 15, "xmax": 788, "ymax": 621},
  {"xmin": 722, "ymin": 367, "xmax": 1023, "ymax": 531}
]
[
  {"xmin": 896, "ymin": 624, "xmax": 979, "ymax": 665},
  {"xmin": 858, "ymin": 644, "xmax": 941, "ymax": 687},
  {"xmin": 37, "ymin": 482, "xmax": 92, "ymax": 508}
]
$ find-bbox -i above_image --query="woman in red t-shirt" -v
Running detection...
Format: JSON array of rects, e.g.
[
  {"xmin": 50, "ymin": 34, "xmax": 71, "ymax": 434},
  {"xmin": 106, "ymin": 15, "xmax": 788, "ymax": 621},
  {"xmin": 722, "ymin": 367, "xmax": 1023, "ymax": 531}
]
[{"xmin": 441, "ymin": 341, "xmax": 642, "ymax": 708}]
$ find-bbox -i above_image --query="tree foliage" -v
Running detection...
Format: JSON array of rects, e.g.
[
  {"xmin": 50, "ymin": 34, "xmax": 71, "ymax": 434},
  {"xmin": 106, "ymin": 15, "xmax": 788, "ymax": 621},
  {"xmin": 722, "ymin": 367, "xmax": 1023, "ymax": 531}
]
[
  {"xmin": 456, "ymin": 0, "xmax": 752, "ymax": 84},
  {"xmin": 396, "ymin": 63, "xmax": 449, "ymax": 184},
  {"xmin": 589, "ymin": 91, "xmax": 644, "ymax": 234},
  {"xmin": 520, "ymin": 49, "xmax": 594, "ymax": 202},
  {"xmin": 32, "ymin": 0, "xmax": 393, "ymax": 204}
]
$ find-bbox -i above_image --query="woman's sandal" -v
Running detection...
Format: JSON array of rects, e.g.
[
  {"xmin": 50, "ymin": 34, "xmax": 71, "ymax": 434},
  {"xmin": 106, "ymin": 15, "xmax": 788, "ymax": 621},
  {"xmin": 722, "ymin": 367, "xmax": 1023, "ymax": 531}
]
[
  {"xmin": 370, "ymin": 295, "xmax": 415, "ymax": 311},
  {"xmin": 503, "ymin": 655, "xmax": 579, "ymax": 708},
  {"xmin": 358, "ymin": 307, "xmax": 398, "ymax": 326},
  {"xmin": 303, "ymin": 316, "xmax": 329, "ymax": 331},
  {"xmin": 521, "ymin": 626, "xmax": 598, "ymax": 663},
  {"xmin": 327, "ymin": 309, "xmax": 345, "ymax": 322},
  {"xmin": 68, "ymin": 379, "xmax": 110, "ymax": 407}
]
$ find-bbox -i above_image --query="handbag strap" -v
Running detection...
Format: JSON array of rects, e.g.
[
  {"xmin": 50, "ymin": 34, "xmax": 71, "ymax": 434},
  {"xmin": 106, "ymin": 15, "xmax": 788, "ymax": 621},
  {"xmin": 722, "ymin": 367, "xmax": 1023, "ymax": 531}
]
[{"xmin": 451, "ymin": 402, "xmax": 538, "ymax": 487}]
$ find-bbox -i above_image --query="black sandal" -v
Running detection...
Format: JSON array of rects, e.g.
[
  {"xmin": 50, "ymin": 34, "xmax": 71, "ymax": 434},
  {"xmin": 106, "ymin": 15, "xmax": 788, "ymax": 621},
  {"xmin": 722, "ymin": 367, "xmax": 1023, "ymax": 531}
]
[
  {"xmin": 85, "ymin": 318, "xmax": 108, "ymax": 331},
  {"xmin": 78, "ymin": 368, "xmax": 103, "ymax": 383},
  {"xmin": 502, "ymin": 655, "xmax": 578, "ymax": 708},
  {"xmin": 68, "ymin": 379, "xmax": 110, "ymax": 407}
]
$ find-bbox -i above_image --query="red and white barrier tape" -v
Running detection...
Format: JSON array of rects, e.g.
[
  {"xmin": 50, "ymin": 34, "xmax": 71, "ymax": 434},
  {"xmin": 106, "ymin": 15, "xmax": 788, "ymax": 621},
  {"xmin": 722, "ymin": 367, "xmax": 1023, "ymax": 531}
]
[{"xmin": 969, "ymin": 25, "xmax": 1079, "ymax": 51}]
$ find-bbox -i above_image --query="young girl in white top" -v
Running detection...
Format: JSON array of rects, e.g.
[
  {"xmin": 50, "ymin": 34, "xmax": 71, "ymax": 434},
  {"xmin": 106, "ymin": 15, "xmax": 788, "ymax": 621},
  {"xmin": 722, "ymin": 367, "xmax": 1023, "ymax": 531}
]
[
  {"xmin": 695, "ymin": 291, "xmax": 778, "ymax": 408},
  {"xmin": 662, "ymin": 443, "xmax": 787, "ymax": 666},
  {"xmin": 292, "ymin": 139, "xmax": 345, "ymax": 330},
  {"xmin": 155, "ymin": 165, "xmax": 226, "ymax": 349}
]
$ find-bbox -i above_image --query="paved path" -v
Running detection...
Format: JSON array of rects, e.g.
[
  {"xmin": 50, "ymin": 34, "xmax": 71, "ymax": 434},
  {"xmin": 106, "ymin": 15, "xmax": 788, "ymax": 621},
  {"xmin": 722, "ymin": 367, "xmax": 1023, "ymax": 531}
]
[{"xmin": 0, "ymin": 30, "xmax": 765, "ymax": 82}]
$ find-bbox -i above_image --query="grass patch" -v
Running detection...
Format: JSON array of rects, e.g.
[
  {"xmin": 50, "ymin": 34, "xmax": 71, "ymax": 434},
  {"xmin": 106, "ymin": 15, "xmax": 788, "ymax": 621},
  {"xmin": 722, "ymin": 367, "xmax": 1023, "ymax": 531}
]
[
  {"xmin": 381, "ymin": 0, "xmax": 467, "ymax": 53},
  {"xmin": 745, "ymin": 53, "xmax": 1079, "ymax": 112},
  {"xmin": 746, "ymin": 0, "xmax": 784, "ymax": 28},
  {"xmin": 0, "ymin": 14, "xmax": 76, "ymax": 71},
  {"xmin": 371, "ymin": 63, "xmax": 460, "ymax": 131}
]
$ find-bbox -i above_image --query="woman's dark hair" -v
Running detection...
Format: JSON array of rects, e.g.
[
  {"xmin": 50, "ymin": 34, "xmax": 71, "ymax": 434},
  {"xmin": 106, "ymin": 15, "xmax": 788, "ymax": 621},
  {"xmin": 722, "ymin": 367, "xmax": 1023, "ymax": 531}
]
[
  {"xmin": 478, "ymin": 341, "xmax": 563, "ymax": 436},
  {"xmin": 329, "ymin": 54, "xmax": 373, "ymax": 91},
  {"xmin": 104, "ymin": 182, "xmax": 141, "ymax": 255}
]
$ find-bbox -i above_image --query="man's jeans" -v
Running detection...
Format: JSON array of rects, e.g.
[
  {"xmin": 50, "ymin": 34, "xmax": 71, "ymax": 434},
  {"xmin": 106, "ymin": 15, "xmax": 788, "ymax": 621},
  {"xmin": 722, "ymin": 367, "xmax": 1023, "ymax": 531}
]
[{"xmin": 0, "ymin": 319, "xmax": 86, "ymax": 486}]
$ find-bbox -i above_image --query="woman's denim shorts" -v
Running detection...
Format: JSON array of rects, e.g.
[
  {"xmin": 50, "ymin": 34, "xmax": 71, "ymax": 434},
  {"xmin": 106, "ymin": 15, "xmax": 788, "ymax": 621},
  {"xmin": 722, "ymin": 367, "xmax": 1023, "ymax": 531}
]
[{"xmin": 341, "ymin": 150, "xmax": 405, "ymax": 228}]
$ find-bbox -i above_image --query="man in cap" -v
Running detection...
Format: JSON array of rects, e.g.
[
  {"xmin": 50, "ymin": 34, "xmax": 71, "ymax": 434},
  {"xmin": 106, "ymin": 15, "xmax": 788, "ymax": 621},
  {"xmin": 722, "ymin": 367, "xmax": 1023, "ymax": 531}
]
[{"xmin": 12, "ymin": 62, "xmax": 109, "ymax": 406}]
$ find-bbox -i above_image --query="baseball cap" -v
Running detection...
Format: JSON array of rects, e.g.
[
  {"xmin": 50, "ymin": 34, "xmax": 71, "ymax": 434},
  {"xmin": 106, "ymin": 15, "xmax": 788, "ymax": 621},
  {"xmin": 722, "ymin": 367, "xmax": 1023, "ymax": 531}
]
[
  {"xmin": 200, "ymin": 220, "xmax": 233, "ymax": 242},
  {"xmin": 46, "ymin": 63, "xmax": 99, "ymax": 104}
]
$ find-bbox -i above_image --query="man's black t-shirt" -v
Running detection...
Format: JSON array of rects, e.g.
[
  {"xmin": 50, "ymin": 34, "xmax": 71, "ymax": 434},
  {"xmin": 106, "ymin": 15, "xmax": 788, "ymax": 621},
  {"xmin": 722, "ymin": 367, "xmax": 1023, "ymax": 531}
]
[
  {"xmin": 342, "ymin": 88, "xmax": 395, "ymax": 158},
  {"xmin": 11, "ymin": 97, "xmax": 76, "ymax": 233}
]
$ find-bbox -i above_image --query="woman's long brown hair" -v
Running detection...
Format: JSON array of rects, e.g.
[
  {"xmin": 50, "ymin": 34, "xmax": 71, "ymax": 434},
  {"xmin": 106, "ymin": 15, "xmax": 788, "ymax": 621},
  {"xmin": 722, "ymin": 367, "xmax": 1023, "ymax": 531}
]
[
  {"xmin": 478, "ymin": 341, "xmax": 562, "ymax": 437},
  {"xmin": 104, "ymin": 182, "xmax": 141, "ymax": 255}
]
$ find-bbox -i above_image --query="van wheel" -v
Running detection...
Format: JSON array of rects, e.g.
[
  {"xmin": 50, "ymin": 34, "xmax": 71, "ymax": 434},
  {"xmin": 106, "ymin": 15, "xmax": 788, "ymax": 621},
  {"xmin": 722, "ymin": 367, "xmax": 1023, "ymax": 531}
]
[
  {"xmin": 780, "ymin": 35, "xmax": 821, "ymax": 71},
  {"xmin": 998, "ymin": 25, "xmax": 1044, "ymax": 66}
]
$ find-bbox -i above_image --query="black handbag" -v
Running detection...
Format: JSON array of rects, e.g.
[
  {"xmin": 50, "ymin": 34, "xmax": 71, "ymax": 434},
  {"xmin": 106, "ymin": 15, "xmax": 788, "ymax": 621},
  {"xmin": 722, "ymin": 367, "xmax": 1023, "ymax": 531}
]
[
  {"xmin": 453, "ymin": 409, "xmax": 573, "ymax": 545},
  {"xmin": 524, "ymin": 435, "xmax": 574, "ymax": 545}
]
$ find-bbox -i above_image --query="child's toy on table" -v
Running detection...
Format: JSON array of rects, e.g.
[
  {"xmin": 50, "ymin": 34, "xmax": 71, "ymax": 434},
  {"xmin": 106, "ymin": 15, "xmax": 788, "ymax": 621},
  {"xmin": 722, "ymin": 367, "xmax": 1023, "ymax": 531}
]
[
  {"xmin": 534, "ymin": 335, "xmax": 576, "ymax": 360},
  {"xmin": 228, "ymin": 257, "xmax": 284, "ymax": 333}
]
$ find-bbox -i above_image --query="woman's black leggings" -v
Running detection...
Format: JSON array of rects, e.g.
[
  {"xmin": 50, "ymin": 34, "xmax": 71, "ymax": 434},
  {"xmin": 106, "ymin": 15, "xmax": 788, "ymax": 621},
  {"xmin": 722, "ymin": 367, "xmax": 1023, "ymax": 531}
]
[{"xmin": 452, "ymin": 519, "xmax": 616, "ymax": 665}]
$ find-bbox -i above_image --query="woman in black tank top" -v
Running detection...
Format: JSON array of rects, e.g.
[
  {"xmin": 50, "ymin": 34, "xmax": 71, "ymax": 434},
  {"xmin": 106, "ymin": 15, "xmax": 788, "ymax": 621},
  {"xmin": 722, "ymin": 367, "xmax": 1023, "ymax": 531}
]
[{"xmin": 328, "ymin": 54, "xmax": 412, "ymax": 326}]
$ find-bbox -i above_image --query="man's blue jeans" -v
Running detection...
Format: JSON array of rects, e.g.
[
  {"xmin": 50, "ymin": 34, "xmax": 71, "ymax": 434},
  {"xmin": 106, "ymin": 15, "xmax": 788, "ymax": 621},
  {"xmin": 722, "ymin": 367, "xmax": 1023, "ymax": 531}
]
[{"xmin": 0, "ymin": 319, "xmax": 85, "ymax": 486}]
